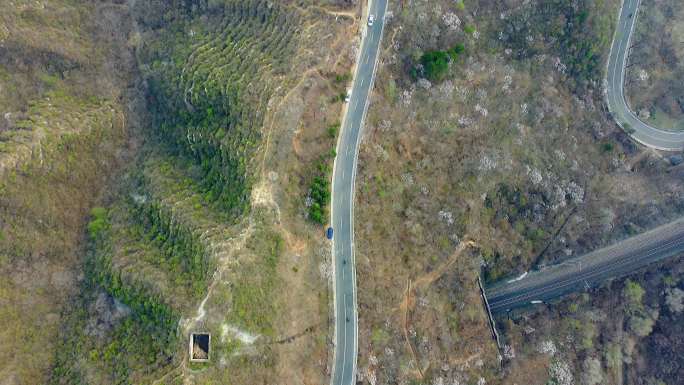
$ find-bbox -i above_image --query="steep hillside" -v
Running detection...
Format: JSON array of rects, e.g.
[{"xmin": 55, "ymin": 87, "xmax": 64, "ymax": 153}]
[
  {"xmin": 354, "ymin": 0, "xmax": 684, "ymax": 384},
  {"xmin": 46, "ymin": 1, "xmax": 359, "ymax": 384},
  {"xmin": 0, "ymin": 1, "xmax": 138, "ymax": 383},
  {"xmin": 625, "ymin": 0, "xmax": 684, "ymax": 130}
]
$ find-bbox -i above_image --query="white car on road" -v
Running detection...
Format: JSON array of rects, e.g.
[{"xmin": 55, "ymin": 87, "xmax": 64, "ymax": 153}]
[{"xmin": 368, "ymin": 14, "xmax": 375, "ymax": 27}]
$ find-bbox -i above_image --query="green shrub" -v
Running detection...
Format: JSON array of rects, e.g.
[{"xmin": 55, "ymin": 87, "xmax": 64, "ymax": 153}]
[
  {"xmin": 308, "ymin": 174, "xmax": 331, "ymax": 224},
  {"xmin": 605, "ymin": 343, "xmax": 622, "ymax": 369},
  {"xmin": 448, "ymin": 43, "xmax": 465, "ymax": 61},
  {"xmin": 87, "ymin": 207, "xmax": 109, "ymax": 239},
  {"xmin": 628, "ymin": 309, "xmax": 657, "ymax": 337},
  {"xmin": 334, "ymin": 73, "xmax": 351, "ymax": 84},
  {"xmin": 327, "ymin": 122, "xmax": 340, "ymax": 139},
  {"xmin": 371, "ymin": 327, "xmax": 390, "ymax": 344},
  {"xmin": 307, "ymin": 118, "xmax": 339, "ymax": 224},
  {"xmin": 59, "ymin": 226, "xmax": 182, "ymax": 385},
  {"xmin": 420, "ymin": 50, "xmax": 450, "ymax": 82},
  {"xmin": 386, "ymin": 78, "xmax": 397, "ymax": 101},
  {"xmin": 623, "ymin": 279, "xmax": 644, "ymax": 308},
  {"xmin": 409, "ymin": 66, "xmax": 419, "ymax": 81},
  {"xmin": 623, "ymin": 122, "xmax": 635, "ymax": 134},
  {"xmin": 414, "ymin": 43, "xmax": 466, "ymax": 82},
  {"xmin": 601, "ymin": 142, "xmax": 614, "ymax": 153},
  {"xmin": 580, "ymin": 321, "xmax": 596, "ymax": 350}
]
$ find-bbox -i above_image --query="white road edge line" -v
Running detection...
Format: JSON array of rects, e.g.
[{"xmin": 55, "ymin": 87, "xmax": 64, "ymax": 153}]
[
  {"xmin": 347, "ymin": 1, "xmax": 388, "ymax": 383},
  {"xmin": 329, "ymin": 1, "xmax": 388, "ymax": 385},
  {"xmin": 604, "ymin": 0, "xmax": 684, "ymax": 151},
  {"xmin": 328, "ymin": 3, "xmax": 366, "ymax": 384}
]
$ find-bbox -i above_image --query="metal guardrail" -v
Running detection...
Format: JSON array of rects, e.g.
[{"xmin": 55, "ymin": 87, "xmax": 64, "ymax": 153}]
[{"xmin": 477, "ymin": 275, "xmax": 501, "ymax": 349}]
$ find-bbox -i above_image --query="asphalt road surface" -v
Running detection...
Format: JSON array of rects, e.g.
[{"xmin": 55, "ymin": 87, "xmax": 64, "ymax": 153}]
[
  {"xmin": 605, "ymin": 0, "xmax": 684, "ymax": 150},
  {"xmin": 485, "ymin": 218, "xmax": 684, "ymax": 313},
  {"xmin": 329, "ymin": 1, "xmax": 387, "ymax": 384}
]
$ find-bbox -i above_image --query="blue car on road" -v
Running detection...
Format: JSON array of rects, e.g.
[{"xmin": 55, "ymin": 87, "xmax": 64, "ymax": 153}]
[{"xmin": 326, "ymin": 227, "xmax": 334, "ymax": 240}]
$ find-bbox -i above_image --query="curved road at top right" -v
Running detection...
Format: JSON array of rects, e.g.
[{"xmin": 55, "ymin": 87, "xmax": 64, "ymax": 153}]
[{"xmin": 606, "ymin": 0, "xmax": 684, "ymax": 151}]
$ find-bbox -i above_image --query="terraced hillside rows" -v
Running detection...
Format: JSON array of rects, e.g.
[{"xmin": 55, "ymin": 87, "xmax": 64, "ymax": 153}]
[
  {"xmin": 0, "ymin": 1, "xmax": 138, "ymax": 383},
  {"xmin": 49, "ymin": 0, "xmax": 358, "ymax": 383},
  {"xmin": 50, "ymin": 157, "xmax": 235, "ymax": 384},
  {"xmin": 139, "ymin": 0, "xmax": 303, "ymax": 218}
]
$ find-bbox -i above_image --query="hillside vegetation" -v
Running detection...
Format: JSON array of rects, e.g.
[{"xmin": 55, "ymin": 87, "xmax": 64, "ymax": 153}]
[
  {"xmin": 137, "ymin": 0, "xmax": 304, "ymax": 218},
  {"xmin": 1, "ymin": 0, "xmax": 357, "ymax": 383},
  {"xmin": 0, "ymin": 0, "xmax": 136, "ymax": 383},
  {"xmin": 500, "ymin": 259, "xmax": 684, "ymax": 385},
  {"xmin": 45, "ymin": 0, "xmax": 357, "ymax": 384},
  {"xmin": 355, "ymin": 0, "xmax": 684, "ymax": 384},
  {"xmin": 625, "ymin": 0, "xmax": 684, "ymax": 130}
]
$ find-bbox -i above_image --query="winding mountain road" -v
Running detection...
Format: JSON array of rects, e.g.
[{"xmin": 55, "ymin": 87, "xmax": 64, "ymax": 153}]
[
  {"xmin": 327, "ymin": 0, "xmax": 684, "ymax": 373},
  {"xmin": 606, "ymin": 0, "xmax": 684, "ymax": 150},
  {"xmin": 329, "ymin": 1, "xmax": 387, "ymax": 384},
  {"xmin": 484, "ymin": 0, "xmax": 684, "ymax": 315}
]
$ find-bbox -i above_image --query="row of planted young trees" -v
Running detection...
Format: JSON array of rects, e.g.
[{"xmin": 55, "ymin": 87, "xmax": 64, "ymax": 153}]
[
  {"xmin": 307, "ymin": 123, "xmax": 339, "ymax": 225},
  {"xmin": 133, "ymin": 199, "xmax": 214, "ymax": 297},
  {"xmin": 143, "ymin": 0, "xmax": 301, "ymax": 219},
  {"xmin": 84, "ymin": 207, "xmax": 180, "ymax": 382},
  {"xmin": 50, "ymin": 1, "xmax": 308, "ymax": 382}
]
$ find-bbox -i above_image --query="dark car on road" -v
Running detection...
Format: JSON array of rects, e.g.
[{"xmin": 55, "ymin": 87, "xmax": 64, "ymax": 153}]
[{"xmin": 326, "ymin": 227, "xmax": 334, "ymax": 240}]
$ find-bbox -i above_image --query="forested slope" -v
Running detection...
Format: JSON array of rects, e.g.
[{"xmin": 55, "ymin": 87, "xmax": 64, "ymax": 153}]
[
  {"xmin": 0, "ymin": 0, "xmax": 356, "ymax": 383},
  {"xmin": 43, "ymin": 1, "xmax": 357, "ymax": 384},
  {"xmin": 354, "ymin": 0, "xmax": 684, "ymax": 384},
  {"xmin": 138, "ymin": 0, "xmax": 303, "ymax": 217}
]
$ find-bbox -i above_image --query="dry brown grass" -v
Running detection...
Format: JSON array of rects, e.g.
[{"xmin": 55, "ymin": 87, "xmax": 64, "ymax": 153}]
[
  {"xmin": 354, "ymin": 0, "xmax": 683, "ymax": 383},
  {"xmin": 0, "ymin": 1, "xmax": 138, "ymax": 383},
  {"xmin": 167, "ymin": 4, "xmax": 358, "ymax": 384}
]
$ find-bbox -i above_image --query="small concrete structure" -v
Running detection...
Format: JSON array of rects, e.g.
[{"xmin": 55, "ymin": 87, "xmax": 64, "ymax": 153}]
[{"xmin": 189, "ymin": 332, "xmax": 211, "ymax": 362}]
